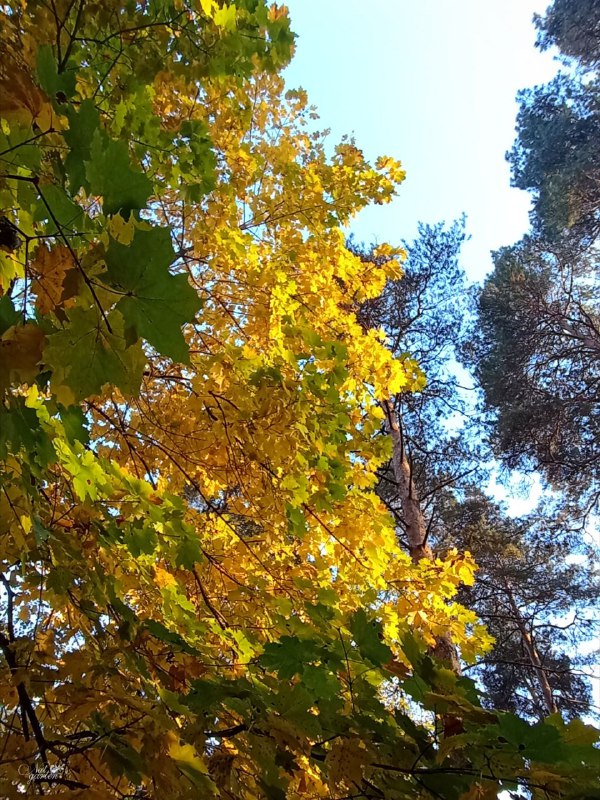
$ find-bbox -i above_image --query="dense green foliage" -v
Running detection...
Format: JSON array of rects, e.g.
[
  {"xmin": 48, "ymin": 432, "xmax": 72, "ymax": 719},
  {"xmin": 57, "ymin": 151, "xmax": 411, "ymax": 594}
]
[
  {"xmin": 476, "ymin": 0, "xmax": 600, "ymax": 516},
  {"xmin": 535, "ymin": 0, "xmax": 600, "ymax": 68},
  {"xmin": 472, "ymin": 235, "xmax": 600, "ymax": 508},
  {"xmin": 509, "ymin": 75, "xmax": 600, "ymax": 244}
]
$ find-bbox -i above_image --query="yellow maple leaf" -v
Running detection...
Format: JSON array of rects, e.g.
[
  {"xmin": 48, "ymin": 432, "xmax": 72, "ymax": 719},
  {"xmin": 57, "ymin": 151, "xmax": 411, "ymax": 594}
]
[
  {"xmin": 31, "ymin": 245, "xmax": 76, "ymax": 315},
  {"xmin": 168, "ymin": 740, "xmax": 209, "ymax": 774},
  {"xmin": 155, "ymin": 567, "xmax": 178, "ymax": 589}
]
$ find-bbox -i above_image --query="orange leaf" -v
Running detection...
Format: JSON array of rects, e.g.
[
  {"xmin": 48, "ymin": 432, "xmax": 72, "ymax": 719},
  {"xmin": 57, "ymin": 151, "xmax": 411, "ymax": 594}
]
[{"xmin": 32, "ymin": 245, "xmax": 76, "ymax": 315}]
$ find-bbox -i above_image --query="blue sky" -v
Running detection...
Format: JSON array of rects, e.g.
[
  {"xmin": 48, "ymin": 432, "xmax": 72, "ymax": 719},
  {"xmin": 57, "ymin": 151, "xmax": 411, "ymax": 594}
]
[
  {"xmin": 284, "ymin": 0, "xmax": 559, "ymax": 282},
  {"xmin": 283, "ymin": 1, "xmax": 561, "ymax": 513},
  {"xmin": 283, "ymin": 2, "xmax": 599, "ymax": 708}
]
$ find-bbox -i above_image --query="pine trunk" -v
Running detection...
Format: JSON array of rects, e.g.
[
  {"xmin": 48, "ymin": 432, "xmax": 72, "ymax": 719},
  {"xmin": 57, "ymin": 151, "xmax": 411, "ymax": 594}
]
[
  {"xmin": 383, "ymin": 398, "xmax": 461, "ymax": 674},
  {"xmin": 504, "ymin": 580, "xmax": 558, "ymax": 716}
]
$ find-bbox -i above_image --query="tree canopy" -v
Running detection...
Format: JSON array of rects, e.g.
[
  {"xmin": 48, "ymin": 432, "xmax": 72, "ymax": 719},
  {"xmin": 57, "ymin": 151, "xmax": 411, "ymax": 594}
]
[
  {"xmin": 476, "ymin": 0, "xmax": 600, "ymax": 516},
  {"xmin": 1, "ymin": 1, "xmax": 599, "ymax": 799},
  {"xmin": 508, "ymin": 74, "xmax": 600, "ymax": 245},
  {"xmin": 354, "ymin": 223, "xmax": 598, "ymax": 725},
  {"xmin": 471, "ymin": 235, "xmax": 600, "ymax": 509},
  {"xmin": 535, "ymin": 0, "xmax": 600, "ymax": 68}
]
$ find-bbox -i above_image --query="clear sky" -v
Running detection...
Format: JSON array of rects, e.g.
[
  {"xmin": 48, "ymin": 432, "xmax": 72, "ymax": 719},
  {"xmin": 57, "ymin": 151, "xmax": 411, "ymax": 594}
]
[
  {"xmin": 283, "ymin": 0, "xmax": 559, "ymax": 282},
  {"xmin": 283, "ymin": 1, "xmax": 561, "ymax": 514},
  {"xmin": 283, "ymin": 2, "xmax": 599, "ymax": 708}
]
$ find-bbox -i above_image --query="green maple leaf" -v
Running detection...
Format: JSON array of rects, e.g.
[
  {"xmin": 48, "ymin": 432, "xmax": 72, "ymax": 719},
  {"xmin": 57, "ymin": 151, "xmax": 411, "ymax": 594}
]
[
  {"xmin": 103, "ymin": 737, "xmax": 144, "ymax": 784},
  {"xmin": 0, "ymin": 398, "xmax": 55, "ymax": 468},
  {"xmin": 301, "ymin": 664, "xmax": 342, "ymax": 701},
  {"xmin": 175, "ymin": 534, "xmax": 203, "ymax": 569},
  {"xmin": 145, "ymin": 620, "xmax": 199, "ymax": 656},
  {"xmin": 56, "ymin": 439, "xmax": 108, "ymax": 501},
  {"xmin": 37, "ymin": 44, "xmax": 76, "ymax": 101},
  {"xmin": 105, "ymin": 227, "xmax": 201, "ymax": 362},
  {"xmin": 260, "ymin": 636, "xmax": 322, "ymax": 679},
  {"xmin": 44, "ymin": 304, "xmax": 146, "ymax": 402},
  {"xmin": 33, "ymin": 183, "xmax": 84, "ymax": 235},
  {"xmin": 58, "ymin": 403, "xmax": 89, "ymax": 445},
  {"xmin": 0, "ymin": 296, "xmax": 19, "ymax": 335},
  {"xmin": 86, "ymin": 131, "xmax": 152, "ymax": 216},
  {"xmin": 64, "ymin": 100, "xmax": 100, "ymax": 192},
  {"xmin": 495, "ymin": 714, "xmax": 565, "ymax": 763},
  {"xmin": 124, "ymin": 521, "xmax": 158, "ymax": 557},
  {"xmin": 349, "ymin": 609, "xmax": 392, "ymax": 666}
]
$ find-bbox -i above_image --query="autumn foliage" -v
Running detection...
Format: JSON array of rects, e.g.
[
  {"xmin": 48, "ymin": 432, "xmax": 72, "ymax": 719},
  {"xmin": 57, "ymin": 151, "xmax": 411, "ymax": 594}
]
[{"xmin": 0, "ymin": 1, "xmax": 599, "ymax": 798}]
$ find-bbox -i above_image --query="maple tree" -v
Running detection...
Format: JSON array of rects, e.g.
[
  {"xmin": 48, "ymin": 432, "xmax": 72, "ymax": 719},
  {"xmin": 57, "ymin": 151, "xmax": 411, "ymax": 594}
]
[{"xmin": 1, "ymin": 1, "xmax": 600, "ymax": 798}]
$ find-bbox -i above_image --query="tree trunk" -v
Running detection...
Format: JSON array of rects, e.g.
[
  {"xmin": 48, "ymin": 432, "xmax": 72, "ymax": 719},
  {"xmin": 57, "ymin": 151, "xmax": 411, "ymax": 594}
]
[
  {"xmin": 504, "ymin": 580, "xmax": 558, "ymax": 717},
  {"xmin": 382, "ymin": 398, "xmax": 461, "ymax": 674}
]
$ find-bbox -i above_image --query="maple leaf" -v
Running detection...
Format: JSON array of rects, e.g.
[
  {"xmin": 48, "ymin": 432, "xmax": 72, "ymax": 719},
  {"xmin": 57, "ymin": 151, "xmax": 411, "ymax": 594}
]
[
  {"xmin": 36, "ymin": 44, "xmax": 76, "ymax": 102},
  {"xmin": 31, "ymin": 244, "xmax": 75, "ymax": 315},
  {"xmin": 64, "ymin": 100, "xmax": 101, "ymax": 192},
  {"xmin": 0, "ymin": 50, "xmax": 52, "ymax": 128},
  {"xmin": 43, "ymin": 304, "xmax": 146, "ymax": 402},
  {"xmin": 349, "ymin": 609, "xmax": 392, "ymax": 665},
  {"xmin": 260, "ymin": 635, "xmax": 323, "ymax": 678},
  {"xmin": 104, "ymin": 227, "xmax": 201, "ymax": 362},
  {"xmin": 55, "ymin": 440, "xmax": 108, "ymax": 501},
  {"xmin": 86, "ymin": 132, "xmax": 153, "ymax": 216},
  {"xmin": 168, "ymin": 739, "xmax": 211, "ymax": 787},
  {"xmin": 0, "ymin": 323, "xmax": 45, "ymax": 391},
  {"xmin": 0, "ymin": 296, "xmax": 19, "ymax": 335}
]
